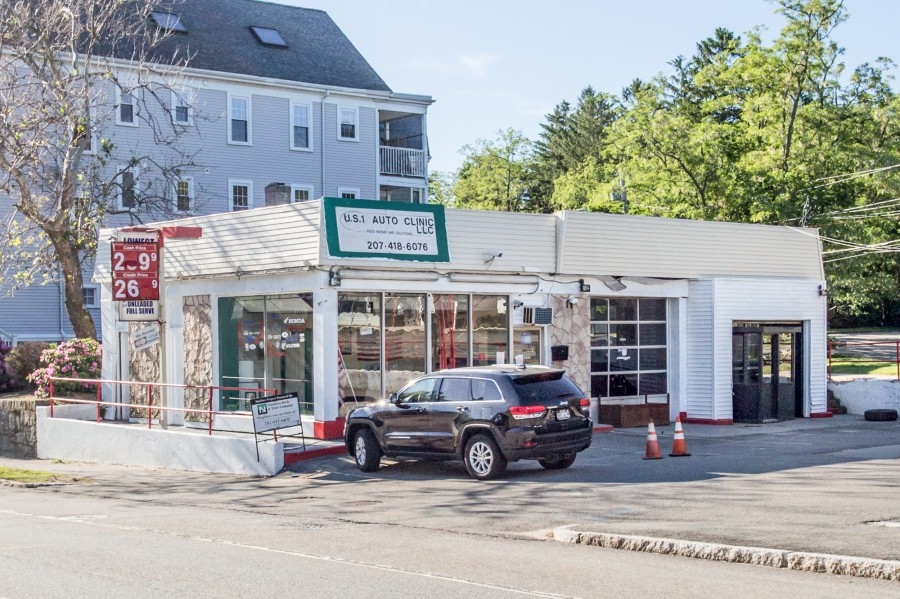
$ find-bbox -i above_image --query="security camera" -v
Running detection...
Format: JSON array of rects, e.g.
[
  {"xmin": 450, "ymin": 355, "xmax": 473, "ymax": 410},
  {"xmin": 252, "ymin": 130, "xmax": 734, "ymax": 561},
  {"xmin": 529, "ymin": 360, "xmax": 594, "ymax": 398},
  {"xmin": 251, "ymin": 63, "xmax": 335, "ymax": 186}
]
[
  {"xmin": 566, "ymin": 295, "xmax": 579, "ymax": 306},
  {"xmin": 485, "ymin": 250, "xmax": 503, "ymax": 258}
]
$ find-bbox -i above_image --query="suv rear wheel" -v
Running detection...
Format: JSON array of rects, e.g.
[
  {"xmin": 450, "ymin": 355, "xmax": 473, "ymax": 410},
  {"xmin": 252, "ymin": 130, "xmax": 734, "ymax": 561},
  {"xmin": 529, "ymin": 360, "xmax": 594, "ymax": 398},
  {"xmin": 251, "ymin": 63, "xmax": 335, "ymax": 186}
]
[
  {"xmin": 464, "ymin": 434, "xmax": 506, "ymax": 480},
  {"xmin": 538, "ymin": 452, "xmax": 576, "ymax": 470},
  {"xmin": 353, "ymin": 428, "xmax": 382, "ymax": 472}
]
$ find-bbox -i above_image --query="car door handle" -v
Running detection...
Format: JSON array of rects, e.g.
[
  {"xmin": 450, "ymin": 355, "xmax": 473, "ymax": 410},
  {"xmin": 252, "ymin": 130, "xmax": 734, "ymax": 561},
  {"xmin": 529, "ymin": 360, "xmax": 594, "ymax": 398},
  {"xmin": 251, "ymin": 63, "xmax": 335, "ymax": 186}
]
[
  {"xmin": 457, "ymin": 406, "xmax": 470, "ymax": 412},
  {"xmin": 413, "ymin": 407, "xmax": 427, "ymax": 414}
]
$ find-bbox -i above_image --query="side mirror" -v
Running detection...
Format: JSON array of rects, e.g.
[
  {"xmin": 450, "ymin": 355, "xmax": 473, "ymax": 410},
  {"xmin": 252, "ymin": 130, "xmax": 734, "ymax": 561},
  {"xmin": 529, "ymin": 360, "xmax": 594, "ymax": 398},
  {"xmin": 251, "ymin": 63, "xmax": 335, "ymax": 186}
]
[{"xmin": 389, "ymin": 392, "xmax": 398, "ymax": 404}]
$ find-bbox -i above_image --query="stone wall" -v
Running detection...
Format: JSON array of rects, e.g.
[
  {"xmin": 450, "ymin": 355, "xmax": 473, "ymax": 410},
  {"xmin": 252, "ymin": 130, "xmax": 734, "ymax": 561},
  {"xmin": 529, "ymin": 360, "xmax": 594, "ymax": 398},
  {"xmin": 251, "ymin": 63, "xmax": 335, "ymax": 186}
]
[
  {"xmin": 129, "ymin": 322, "xmax": 160, "ymax": 418},
  {"xmin": 0, "ymin": 397, "xmax": 49, "ymax": 458},
  {"xmin": 183, "ymin": 295, "xmax": 213, "ymax": 419},
  {"xmin": 549, "ymin": 294, "xmax": 591, "ymax": 394}
]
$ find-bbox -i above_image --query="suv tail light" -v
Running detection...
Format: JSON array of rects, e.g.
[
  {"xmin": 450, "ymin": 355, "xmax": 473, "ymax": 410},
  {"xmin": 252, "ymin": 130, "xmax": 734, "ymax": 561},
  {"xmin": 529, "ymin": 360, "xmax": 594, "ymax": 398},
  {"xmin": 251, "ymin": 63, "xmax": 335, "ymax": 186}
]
[
  {"xmin": 509, "ymin": 405, "xmax": 546, "ymax": 419},
  {"xmin": 579, "ymin": 398, "xmax": 591, "ymax": 413}
]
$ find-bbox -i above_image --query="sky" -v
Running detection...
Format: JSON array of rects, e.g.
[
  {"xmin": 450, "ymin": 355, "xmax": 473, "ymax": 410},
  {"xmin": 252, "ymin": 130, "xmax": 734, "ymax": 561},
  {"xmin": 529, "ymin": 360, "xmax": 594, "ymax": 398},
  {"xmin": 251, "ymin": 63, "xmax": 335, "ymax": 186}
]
[{"xmin": 275, "ymin": 1, "xmax": 900, "ymax": 174}]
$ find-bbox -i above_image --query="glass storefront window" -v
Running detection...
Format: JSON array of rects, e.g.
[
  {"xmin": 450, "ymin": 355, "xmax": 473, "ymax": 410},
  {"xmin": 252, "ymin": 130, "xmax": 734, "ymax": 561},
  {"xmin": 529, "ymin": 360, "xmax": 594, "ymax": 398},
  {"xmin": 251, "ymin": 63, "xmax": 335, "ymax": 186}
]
[
  {"xmin": 472, "ymin": 295, "xmax": 509, "ymax": 366},
  {"xmin": 589, "ymin": 297, "xmax": 667, "ymax": 400},
  {"xmin": 385, "ymin": 293, "xmax": 427, "ymax": 395},
  {"xmin": 339, "ymin": 294, "xmax": 382, "ymax": 405},
  {"xmin": 432, "ymin": 294, "xmax": 470, "ymax": 371},
  {"xmin": 513, "ymin": 326, "xmax": 542, "ymax": 365},
  {"xmin": 218, "ymin": 294, "xmax": 314, "ymax": 414}
]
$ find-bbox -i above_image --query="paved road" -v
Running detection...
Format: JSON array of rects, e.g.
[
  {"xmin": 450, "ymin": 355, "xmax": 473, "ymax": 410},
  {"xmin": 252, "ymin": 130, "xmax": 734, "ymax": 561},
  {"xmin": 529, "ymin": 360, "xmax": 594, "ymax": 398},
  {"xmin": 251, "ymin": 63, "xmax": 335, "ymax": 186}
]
[
  {"xmin": 830, "ymin": 330, "xmax": 900, "ymax": 362},
  {"xmin": 3, "ymin": 487, "xmax": 895, "ymax": 598},
  {"xmin": 2, "ymin": 416, "xmax": 898, "ymax": 573}
]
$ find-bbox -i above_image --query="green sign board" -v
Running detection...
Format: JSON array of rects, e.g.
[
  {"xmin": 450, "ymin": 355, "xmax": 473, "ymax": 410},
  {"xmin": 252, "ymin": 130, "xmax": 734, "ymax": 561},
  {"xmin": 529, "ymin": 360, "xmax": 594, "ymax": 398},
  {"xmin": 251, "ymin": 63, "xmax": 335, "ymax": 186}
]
[{"xmin": 323, "ymin": 197, "xmax": 450, "ymax": 262}]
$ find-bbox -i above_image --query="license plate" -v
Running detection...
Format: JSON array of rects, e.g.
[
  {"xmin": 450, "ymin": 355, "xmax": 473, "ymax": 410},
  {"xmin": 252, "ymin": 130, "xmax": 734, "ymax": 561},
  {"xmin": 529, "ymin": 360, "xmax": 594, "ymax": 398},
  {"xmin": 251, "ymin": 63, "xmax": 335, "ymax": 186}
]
[{"xmin": 556, "ymin": 408, "xmax": 570, "ymax": 420}]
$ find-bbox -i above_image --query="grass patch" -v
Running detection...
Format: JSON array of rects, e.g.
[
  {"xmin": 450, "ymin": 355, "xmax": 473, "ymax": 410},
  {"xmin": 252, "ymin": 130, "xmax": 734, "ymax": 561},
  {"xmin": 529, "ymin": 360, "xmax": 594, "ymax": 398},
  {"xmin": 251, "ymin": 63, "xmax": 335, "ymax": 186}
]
[
  {"xmin": 0, "ymin": 466, "xmax": 68, "ymax": 483},
  {"xmin": 829, "ymin": 360, "xmax": 898, "ymax": 376}
]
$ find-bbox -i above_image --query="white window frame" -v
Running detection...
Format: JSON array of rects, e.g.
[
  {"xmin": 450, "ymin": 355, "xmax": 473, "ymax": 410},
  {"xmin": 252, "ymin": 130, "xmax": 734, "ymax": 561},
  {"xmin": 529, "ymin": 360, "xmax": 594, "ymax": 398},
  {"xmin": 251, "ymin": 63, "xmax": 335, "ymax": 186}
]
[
  {"xmin": 174, "ymin": 177, "xmax": 194, "ymax": 212},
  {"xmin": 337, "ymin": 187, "xmax": 360, "ymax": 199},
  {"xmin": 115, "ymin": 87, "xmax": 137, "ymax": 127},
  {"xmin": 82, "ymin": 284, "xmax": 100, "ymax": 308},
  {"xmin": 337, "ymin": 106, "xmax": 358, "ymax": 141},
  {"xmin": 171, "ymin": 88, "xmax": 193, "ymax": 126},
  {"xmin": 228, "ymin": 179, "xmax": 253, "ymax": 211},
  {"xmin": 290, "ymin": 184, "xmax": 314, "ymax": 203},
  {"xmin": 228, "ymin": 94, "xmax": 252, "ymax": 145},
  {"xmin": 290, "ymin": 102, "xmax": 313, "ymax": 151},
  {"xmin": 117, "ymin": 164, "xmax": 140, "ymax": 211}
]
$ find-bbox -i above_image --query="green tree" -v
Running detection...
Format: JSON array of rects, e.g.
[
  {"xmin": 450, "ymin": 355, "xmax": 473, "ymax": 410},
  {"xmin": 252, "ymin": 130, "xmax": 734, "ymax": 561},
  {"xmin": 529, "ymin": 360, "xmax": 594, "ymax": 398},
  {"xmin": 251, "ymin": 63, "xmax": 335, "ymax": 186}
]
[{"xmin": 453, "ymin": 129, "xmax": 536, "ymax": 212}]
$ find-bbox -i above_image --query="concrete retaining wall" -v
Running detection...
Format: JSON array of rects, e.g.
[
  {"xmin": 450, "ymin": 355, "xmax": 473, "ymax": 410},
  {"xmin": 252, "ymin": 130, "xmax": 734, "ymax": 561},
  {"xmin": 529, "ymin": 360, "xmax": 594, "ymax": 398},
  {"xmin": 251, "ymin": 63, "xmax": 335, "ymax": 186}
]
[
  {"xmin": 828, "ymin": 379, "xmax": 900, "ymax": 415},
  {"xmin": 0, "ymin": 397, "xmax": 49, "ymax": 458},
  {"xmin": 36, "ymin": 406, "xmax": 283, "ymax": 476}
]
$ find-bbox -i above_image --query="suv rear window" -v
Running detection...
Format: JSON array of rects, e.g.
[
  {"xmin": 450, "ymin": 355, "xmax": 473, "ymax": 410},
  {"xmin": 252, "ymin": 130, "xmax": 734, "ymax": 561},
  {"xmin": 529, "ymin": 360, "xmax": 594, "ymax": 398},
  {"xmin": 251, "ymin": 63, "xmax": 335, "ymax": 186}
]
[{"xmin": 510, "ymin": 372, "xmax": 583, "ymax": 406}]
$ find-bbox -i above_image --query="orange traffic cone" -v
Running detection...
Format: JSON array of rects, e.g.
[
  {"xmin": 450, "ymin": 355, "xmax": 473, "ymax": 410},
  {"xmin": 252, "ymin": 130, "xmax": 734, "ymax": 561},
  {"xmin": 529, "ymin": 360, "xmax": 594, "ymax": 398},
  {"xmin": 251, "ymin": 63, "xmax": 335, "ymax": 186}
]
[
  {"xmin": 643, "ymin": 420, "xmax": 662, "ymax": 460},
  {"xmin": 669, "ymin": 416, "xmax": 691, "ymax": 457}
]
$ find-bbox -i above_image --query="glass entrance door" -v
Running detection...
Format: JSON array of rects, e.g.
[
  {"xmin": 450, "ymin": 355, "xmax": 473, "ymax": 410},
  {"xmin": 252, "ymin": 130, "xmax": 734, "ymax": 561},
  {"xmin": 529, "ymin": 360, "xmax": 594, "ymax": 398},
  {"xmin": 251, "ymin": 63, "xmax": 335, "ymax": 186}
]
[{"xmin": 732, "ymin": 323, "xmax": 803, "ymax": 423}]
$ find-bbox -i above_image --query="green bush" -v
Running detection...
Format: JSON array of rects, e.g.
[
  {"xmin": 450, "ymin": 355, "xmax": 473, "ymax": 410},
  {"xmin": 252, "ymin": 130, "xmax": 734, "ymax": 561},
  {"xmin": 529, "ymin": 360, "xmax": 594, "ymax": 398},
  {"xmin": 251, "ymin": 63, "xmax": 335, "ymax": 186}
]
[
  {"xmin": 5, "ymin": 342, "xmax": 51, "ymax": 391},
  {"xmin": 27, "ymin": 338, "xmax": 102, "ymax": 398}
]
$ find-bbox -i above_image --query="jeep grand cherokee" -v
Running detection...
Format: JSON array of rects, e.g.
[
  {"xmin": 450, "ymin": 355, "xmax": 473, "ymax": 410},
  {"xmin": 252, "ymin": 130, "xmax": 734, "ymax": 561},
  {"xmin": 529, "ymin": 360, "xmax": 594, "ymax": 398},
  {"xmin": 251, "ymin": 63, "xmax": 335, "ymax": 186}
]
[{"xmin": 343, "ymin": 365, "xmax": 593, "ymax": 480}]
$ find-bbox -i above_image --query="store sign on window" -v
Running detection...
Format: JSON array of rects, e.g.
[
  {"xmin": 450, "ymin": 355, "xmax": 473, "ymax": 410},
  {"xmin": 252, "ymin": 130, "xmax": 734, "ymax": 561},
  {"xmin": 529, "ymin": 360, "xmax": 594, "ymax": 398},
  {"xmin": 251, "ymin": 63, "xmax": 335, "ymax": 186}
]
[{"xmin": 323, "ymin": 197, "xmax": 450, "ymax": 262}]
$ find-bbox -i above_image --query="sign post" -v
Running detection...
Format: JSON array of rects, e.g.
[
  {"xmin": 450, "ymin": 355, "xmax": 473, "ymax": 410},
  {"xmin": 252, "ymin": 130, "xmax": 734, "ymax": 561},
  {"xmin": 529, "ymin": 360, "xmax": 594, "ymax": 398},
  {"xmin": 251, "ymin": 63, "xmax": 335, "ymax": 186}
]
[{"xmin": 114, "ymin": 226, "xmax": 201, "ymax": 428}]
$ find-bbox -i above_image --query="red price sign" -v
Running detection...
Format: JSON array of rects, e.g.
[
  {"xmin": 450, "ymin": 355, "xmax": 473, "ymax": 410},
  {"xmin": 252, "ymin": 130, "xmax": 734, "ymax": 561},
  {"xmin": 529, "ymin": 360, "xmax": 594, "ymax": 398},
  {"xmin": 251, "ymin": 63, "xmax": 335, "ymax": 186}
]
[{"xmin": 111, "ymin": 242, "xmax": 159, "ymax": 301}]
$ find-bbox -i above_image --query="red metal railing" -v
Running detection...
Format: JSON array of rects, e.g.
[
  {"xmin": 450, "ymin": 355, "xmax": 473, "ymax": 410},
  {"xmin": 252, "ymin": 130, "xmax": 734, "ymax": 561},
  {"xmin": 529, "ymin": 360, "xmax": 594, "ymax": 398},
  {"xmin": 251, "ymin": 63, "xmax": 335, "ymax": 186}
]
[
  {"xmin": 827, "ymin": 340, "xmax": 900, "ymax": 381},
  {"xmin": 47, "ymin": 377, "xmax": 277, "ymax": 435}
]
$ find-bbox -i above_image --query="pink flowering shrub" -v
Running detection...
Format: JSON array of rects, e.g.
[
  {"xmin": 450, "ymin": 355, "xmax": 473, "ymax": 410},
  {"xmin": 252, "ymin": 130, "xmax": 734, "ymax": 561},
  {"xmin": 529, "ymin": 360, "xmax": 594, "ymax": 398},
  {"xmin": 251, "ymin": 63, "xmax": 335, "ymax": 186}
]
[{"xmin": 28, "ymin": 338, "xmax": 102, "ymax": 398}]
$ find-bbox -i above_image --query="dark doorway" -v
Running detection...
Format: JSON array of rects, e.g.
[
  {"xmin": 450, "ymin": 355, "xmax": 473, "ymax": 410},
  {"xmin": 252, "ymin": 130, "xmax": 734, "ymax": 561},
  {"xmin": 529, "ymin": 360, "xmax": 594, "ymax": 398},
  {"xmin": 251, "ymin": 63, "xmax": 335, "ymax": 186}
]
[{"xmin": 732, "ymin": 323, "xmax": 803, "ymax": 423}]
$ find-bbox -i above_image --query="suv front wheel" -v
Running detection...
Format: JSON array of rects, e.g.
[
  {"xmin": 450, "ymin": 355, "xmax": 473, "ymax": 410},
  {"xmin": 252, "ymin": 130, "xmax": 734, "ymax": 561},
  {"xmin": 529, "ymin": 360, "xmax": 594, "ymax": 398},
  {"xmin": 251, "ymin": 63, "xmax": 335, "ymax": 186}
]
[
  {"xmin": 464, "ymin": 434, "xmax": 506, "ymax": 480},
  {"xmin": 353, "ymin": 428, "xmax": 382, "ymax": 472}
]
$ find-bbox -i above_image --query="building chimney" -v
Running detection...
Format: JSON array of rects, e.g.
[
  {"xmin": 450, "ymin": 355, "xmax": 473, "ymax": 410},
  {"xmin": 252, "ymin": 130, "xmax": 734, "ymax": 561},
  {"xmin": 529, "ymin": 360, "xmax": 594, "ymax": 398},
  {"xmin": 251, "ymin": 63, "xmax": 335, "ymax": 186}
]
[{"xmin": 265, "ymin": 183, "xmax": 291, "ymax": 207}]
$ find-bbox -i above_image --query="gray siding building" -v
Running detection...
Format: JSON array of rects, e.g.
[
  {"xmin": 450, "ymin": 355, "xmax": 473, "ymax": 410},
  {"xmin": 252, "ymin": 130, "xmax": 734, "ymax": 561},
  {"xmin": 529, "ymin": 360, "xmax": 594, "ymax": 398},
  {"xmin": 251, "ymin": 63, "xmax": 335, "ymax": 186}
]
[{"xmin": 0, "ymin": 0, "xmax": 432, "ymax": 344}]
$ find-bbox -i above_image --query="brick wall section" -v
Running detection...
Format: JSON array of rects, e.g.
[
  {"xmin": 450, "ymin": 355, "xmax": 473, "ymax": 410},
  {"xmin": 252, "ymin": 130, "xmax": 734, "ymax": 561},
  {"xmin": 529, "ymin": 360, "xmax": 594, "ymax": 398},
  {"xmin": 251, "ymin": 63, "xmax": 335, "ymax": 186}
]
[{"xmin": 0, "ymin": 397, "xmax": 49, "ymax": 458}]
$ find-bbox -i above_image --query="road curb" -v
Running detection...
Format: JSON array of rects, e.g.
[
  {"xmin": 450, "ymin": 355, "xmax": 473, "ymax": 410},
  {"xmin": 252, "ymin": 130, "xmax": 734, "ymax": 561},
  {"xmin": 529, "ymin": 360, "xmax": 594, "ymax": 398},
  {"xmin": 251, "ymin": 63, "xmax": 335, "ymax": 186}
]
[{"xmin": 551, "ymin": 528, "xmax": 900, "ymax": 581}]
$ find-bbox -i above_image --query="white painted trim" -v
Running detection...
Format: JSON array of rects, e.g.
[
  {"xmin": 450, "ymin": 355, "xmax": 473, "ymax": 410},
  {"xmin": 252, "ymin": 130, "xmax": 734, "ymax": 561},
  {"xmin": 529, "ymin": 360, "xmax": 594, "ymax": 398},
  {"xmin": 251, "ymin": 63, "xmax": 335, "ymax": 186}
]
[
  {"xmin": 82, "ymin": 284, "xmax": 101, "ymax": 308},
  {"xmin": 228, "ymin": 179, "xmax": 254, "ymax": 211},
  {"xmin": 170, "ymin": 87, "xmax": 193, "ymax": 126},
  {"xmin": 337, "ymin": 187, "xmax": 360, "ymax": 199},
  {"xmin": 173, "ymin": 177, "xmax": 194, "ymax": 213},
  {"xmin": 289, "ymin": 101, "xmax": 313, "ymax": 151},
  {"xmin": 227, "ymin": 93, "xmax": 252, "ymax": 145},
  {"xmin": 115, "ymin": 87, "xmax": 138, "ymax": 127},
  {"xmin": 337, "ymin": 106, "xmax": 359, "ymax": 141},
  {"xmin": 290, "ymin": 184, "xmax": 314, "ymax": 203}
]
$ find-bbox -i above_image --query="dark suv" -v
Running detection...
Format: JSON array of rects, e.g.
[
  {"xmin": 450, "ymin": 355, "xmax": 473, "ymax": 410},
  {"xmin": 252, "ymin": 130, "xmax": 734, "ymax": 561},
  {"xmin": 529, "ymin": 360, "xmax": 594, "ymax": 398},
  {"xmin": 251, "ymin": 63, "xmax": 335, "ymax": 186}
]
[{"xmin": 343, "ymin": 365, "xmax": 593, "ymax": 480}]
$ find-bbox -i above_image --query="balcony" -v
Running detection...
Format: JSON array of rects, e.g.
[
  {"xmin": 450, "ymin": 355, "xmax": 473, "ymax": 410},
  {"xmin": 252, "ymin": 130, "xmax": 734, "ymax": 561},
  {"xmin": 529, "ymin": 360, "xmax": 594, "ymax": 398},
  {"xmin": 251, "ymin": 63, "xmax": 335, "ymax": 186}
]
[
  {"xmin": 380, "ymin": 146, "xmax": 427, "ymax": 178},
  {"xmin": 379, "ymin": 111, "xmax": 427, "ymax": 178}
]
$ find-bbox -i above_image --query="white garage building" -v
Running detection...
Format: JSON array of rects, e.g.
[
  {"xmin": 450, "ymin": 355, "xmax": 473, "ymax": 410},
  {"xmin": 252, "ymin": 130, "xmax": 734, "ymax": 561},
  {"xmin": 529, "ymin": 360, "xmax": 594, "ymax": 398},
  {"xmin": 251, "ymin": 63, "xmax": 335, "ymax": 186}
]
[{"xmin": 95, "ymin": 198, "xmax": 829, "ymax": 439}]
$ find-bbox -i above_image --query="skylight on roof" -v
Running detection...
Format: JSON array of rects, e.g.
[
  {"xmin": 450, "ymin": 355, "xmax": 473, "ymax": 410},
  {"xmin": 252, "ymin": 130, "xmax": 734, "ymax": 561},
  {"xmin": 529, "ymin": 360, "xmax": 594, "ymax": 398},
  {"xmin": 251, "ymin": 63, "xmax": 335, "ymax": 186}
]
[
  {"xmin": 150, "ymin": 11, "xmax": 187, "ymax": 33},
  {"xmin": 250, "ymin": 26, "xmax": 287, "ymax": 47}
]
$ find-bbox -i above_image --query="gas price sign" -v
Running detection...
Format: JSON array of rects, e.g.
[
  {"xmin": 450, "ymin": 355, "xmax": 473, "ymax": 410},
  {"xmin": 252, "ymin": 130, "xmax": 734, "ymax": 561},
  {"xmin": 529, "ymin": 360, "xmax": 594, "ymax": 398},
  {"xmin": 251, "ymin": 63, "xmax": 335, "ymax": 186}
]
[{"xmin": 111, "ymin": 242, "xmax": 159, "ymax": 301}]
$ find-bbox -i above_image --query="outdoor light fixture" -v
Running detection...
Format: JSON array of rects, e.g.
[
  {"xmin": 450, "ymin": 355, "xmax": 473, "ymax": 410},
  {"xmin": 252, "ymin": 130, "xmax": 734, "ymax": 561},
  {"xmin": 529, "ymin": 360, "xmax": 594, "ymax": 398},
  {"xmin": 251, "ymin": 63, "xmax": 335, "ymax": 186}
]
[
  {"xmin": 818, "ymin": 284, "xmax": 828, "ymax": 297},
  {"xmin": 329, "ymin": 270, "xmax": 341, "ymax": 287},
  {"xmin": 579, "ymin": 279, "xmax": 591, "ymax": 293},
  {"xmin": 566, "ymin": 295, "xmax": 579, "ymax": 307}
]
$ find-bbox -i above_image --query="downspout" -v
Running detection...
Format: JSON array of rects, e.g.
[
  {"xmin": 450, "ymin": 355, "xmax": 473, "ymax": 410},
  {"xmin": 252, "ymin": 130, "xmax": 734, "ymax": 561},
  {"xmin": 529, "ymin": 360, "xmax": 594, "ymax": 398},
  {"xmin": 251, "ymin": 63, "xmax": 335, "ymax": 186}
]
[
  {"xmin": 321, "ymin": 90, "xmax": 329, "ymax": 197},
  {"xmin": 59, "ymin": 266, "xmax": 67, "ymax": 340}
]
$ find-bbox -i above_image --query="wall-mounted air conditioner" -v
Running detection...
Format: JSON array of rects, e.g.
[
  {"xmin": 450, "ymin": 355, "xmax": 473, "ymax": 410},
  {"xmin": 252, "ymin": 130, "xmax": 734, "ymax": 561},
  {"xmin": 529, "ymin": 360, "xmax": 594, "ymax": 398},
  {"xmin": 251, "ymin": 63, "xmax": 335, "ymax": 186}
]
[{"xmin": 522, "ymin": 307, "xmax": 553, "ymax": 325}]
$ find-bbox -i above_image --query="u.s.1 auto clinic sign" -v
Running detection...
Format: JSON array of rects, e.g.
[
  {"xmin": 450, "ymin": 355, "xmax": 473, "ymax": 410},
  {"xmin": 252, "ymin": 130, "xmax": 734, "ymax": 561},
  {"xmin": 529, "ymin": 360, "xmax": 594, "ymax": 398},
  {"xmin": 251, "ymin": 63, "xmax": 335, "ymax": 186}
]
[
  {"xmin": 250, "ymin": 392, "xmax": 302, "ymax": 433},
  {"xmin": 323, "ymin": 197, "xmax": 450, "ymax": 262}
]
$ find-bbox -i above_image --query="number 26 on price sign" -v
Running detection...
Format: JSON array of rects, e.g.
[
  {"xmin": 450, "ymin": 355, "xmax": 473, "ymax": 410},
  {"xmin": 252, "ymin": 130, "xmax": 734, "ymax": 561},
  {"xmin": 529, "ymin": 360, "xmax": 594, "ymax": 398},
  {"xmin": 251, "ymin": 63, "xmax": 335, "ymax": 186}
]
[{"xmin": 113, "ymin": 277, "xmax": 158, "ymax": 300}]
